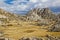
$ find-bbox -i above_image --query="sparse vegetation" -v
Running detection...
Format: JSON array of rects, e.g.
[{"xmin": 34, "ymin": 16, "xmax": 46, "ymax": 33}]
[
  {"xmin": 36, "ymin": 22, "xmax": 49, "ymax": 26},
  {"xmin": 24, "ymin": 30, "xmax": 35, "ymax": 33},
  {"xmin": 0, "ymin": 8, "xmax": 60, "ymax": 40}
]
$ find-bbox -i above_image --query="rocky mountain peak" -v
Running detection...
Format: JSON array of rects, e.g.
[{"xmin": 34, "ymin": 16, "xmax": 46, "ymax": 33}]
[
  {"xmin": 26, "ymin": 8, "xmax": 57, "ymax": 21},
  {"xmin": 27, "ymin": 8, "xmax": 52, "ymax": 16}
]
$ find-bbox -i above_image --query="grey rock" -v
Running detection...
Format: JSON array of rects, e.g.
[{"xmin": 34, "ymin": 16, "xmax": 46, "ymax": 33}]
[
  {"xmin": 26, "ymin": 8, "xmax": 57, "ymax": 21},
  {"xmin": 20, "ymin": 37, "xmax": 42, "ymax": 40},
  {"xmin": 48, "ymin": 21, "xmax": 60, "ymax": 32},
  {"xmin": 45, "ymin": 35, "xmax": 60, "ymax": 40}
]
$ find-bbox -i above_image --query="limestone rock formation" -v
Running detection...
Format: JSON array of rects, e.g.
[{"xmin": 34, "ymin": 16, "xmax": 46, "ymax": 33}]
[
  {"xmin": 26, "ymin": 8, "xmax": 57, "ymax": 21},
  {"xmin": 48, "ymin": 21, "xmax": 60, "ymax": 32}
]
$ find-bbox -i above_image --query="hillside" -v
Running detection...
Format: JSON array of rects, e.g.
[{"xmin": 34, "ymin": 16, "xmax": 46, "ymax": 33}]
[
  {"xmin": 0, "ymin": 8, "xmax": 60, "ymax": 40},
  {"xmin": 0, "ymin": 9, "xmax": 26, "ymax": 25}
]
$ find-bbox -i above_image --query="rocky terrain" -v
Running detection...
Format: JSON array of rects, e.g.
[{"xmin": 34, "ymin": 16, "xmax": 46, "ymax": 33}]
[
  {"xmin": 0, "ymin": 9, "xmax": 27, "ymax": 25},
  {"xmin": 0, "ymin": 9, "xmax": 18, "ymax": 24},
  {"xmin": 48, "ymin": 21, "xmax": 60, "ymax": 32},
  {"xmin": 0, "ymin": 8, "xmax": 60, "ymax": 40},
  {"xmin": 26, "ymin": 8, "xmax": 58, "ymax": 21}
]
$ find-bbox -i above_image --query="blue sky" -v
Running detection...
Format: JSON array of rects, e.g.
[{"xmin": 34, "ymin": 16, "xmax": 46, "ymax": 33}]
[{"xmin": 0, "ymin": 0, "xmax": 60, "ymax": 14}]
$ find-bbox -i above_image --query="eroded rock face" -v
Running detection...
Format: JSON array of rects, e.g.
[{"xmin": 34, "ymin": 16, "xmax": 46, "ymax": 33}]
[
  {"xmin": 48, "ymin": 21, "xmax": 60, "ymax": 32},
  {"xmin": 26, "ymin": 8, "xmax": 57, "ymax": 21}
]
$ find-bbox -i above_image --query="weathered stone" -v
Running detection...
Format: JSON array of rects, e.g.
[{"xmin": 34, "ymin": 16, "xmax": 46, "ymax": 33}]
[
  {"xmin": 48, "ymin": 21, "xmax": 60, "ymax": 32},
  {"xmin": 20, "ymin": 37, "xmax": 42, "ymax": 40},
  {"xmin": 45, "ymin": 35, "xmax": 60, "ymax": 40},
  {"xmin": 26, "ymin": 8, "xmax": 57, "ymax": 21}
]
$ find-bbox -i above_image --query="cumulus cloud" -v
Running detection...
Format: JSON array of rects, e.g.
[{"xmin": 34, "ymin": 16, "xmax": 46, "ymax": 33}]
[
  {"xmin": 0, "ymin": 0, "xmax": 60, "ymax": 14},
  {"xmin": 41, "ymin": 0, "xmax": 48, "ymax": 2},
  {"xmin": 29, "ymin": 0, "xmax": 38, "ymax": 3},
  {"xmin": 52, "ymin": 0, "xmax": 60, "ymax": 7}
]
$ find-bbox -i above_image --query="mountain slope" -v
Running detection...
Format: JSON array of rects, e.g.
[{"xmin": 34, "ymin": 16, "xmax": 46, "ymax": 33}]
[
  {"xmin": 0, "ymin": 8, "xmax": 60, "ymax": 40},
  {"xmin": 0, "ymin": 9, "xmax": 22, "ymax": 24}
]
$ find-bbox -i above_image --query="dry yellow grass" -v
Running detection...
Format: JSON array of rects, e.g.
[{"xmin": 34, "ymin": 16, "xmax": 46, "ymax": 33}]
[{"xmin": 0, "ymin": 21, "xmax": 60, "ymax": 40}]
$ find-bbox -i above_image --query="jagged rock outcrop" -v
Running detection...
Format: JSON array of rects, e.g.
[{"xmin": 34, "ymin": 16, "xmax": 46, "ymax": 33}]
[
  {"xmin": 26, "ymin": 8, "xmax": 57, "ymax": 21},
  {"xmin": 48, "ymin": 21, "xmax": 60, "ymax": 32}
]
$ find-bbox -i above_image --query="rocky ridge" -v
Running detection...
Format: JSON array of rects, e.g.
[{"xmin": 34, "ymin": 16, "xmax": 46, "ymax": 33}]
[{"xmin": 26, "ymin": 8, "xmax": 58, "ymax": 21}]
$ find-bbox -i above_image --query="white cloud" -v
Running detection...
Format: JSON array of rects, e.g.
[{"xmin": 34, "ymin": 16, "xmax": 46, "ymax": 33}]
[
  {"xmin": 30, "ymin": 0, "xmax": 38, "ymax": 3},
  {"xmin": 0, "ymin": 0, "xmax": 60, "ymax": 14},
  {"xmin": 16, "ymin": 5, "xmax": 29, "ymax": 10},
  {"xmin": 34, "ymin": 0, "xmax": 60, "ymax": 8},
  {"xmin": 41, "ymin": 0, "xmax": 48, "ymax": 2},
  {"xmin": 52, "ymin": 0, "xmax": 60, "ymax": 7},
  {"xmin": 34, "ymin": 3, "xmax": 42, "ymax": 8}
]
